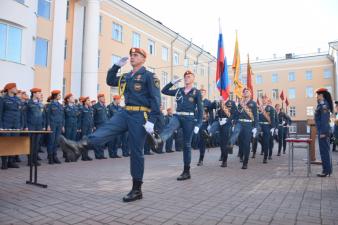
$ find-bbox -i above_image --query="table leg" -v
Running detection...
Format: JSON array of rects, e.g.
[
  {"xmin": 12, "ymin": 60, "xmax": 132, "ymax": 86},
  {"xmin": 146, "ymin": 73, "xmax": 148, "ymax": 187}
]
[{"xmin": 288, "ymin": 142, "xmax": 291, "ymax": 175}]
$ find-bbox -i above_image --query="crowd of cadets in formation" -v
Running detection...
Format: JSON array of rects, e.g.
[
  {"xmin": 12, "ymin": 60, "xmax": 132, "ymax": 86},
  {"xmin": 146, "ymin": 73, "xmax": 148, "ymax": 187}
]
[{"xmin": 1, "ymin": 82, "xmax": 338, "ymax": 171}]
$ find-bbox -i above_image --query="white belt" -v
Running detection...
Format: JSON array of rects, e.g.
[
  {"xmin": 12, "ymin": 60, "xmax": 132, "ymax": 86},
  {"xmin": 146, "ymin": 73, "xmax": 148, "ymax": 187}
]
[
  {"xmin": 219, "ymin": 118, "xmax": 228, "ymax": 122},
  {"xmin": 239, "ymin": 119, "xmax": 252, "ymax": 123},
  {"xmin": 259, "ymin": 122, "xmax": 270, "ymax": 125},
  {"xmin": 176, "ymin": 112, "xmax": 194, "ymax": 116}
]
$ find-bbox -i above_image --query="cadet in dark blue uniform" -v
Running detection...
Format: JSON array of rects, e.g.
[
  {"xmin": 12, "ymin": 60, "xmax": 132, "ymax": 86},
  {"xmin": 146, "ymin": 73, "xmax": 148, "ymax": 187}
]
[
  {"xmin": 46, "ymin": 90, "xmax": 64, "ymax": 164},
  {"xmin": 26, "ymin": 88, "xmax": 45, "ymax": 166},
  {"xmin": 196, "ymin": 109, "xmax": 209, "ymax": 166},
  {"xmin": 0, "ymin": 83, "xmax": 22, "ymax": 169},
  {"xmin": 315, "ymin": 88, "xmax": 333, "ymax": 177},
  {"xmin": 275, "ymin": 104, "xmax": 292, "ymax": 156},
  {"xmin": 267, "ymin": 98, "xmax": 277, "ymax": 160},
  {"xmin": 64, "ymin": 93, "xmax": 79, "ymax": 141},
  {"xmin": 92, "ymin": 94, "xmax": 108, "ymax": 159},
  {"xmin": 332, "ymin": 101, "xmax": 338, "ymax": 152},
  {"xmin": 79, "ymin": 97, "xmax": 93, "ymax": 161},
  {"xmin": 60, "ymin": 47, "xmax": 161, "ymax": 202},
  {"xmin": 164, "ymin": 108, "xmax": 175, "ymax": 153},
  {"xmin": 258, "ymin": 95, "xmax": 275, "ymax": 163},
  {"xmin": 152, "ymin": 70, "xmax": 203, "ymax": 180},
  {"xmin": 234, "ymin": 88, "xmax": 258, "ymax": 169}
]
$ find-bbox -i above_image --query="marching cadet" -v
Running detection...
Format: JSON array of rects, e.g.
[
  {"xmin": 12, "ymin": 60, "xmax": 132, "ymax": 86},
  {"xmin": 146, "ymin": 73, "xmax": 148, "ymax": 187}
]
[
  {"xmin": 92, "ymin": 93, "xmax": 108, "ymax": 159},
  {"xmin": 79, "ymin": 97, "xmax": 93, "ymax": 161},
  {"xmin": 275, "ymin": 104, "xmax": 292, "ymax": 155},
  {"xmin": 211, "ymin": 95, "xmax": 238, "ymax": 167},
  {"xmin": 60, "ymin": 47, "xmax": 161, "ymax": 202},
  {"xmin": 267, "ymin": 98, "xmax": 277, "ymax": 160},
  {"xmin": 258, "ymin": 95, "xmax": 275, "ymax": 163},
  {"xmin": 64, "ymin": 93, "xmax": 79, "ymax": 141},
  {"xmin": 164, "ymin": 108, "xmax": 175, "ymax": 153},
  {"xmin": 234, "ymin": 88, "xmax": 258, "ymax": 169},
  {"xmin": 0, "ymin": 83, "xmax": 23, "ymax": 169},
  {"xmin": 26, "ymin": 88, "xmax": 45, "ymax": 166},
  {"xmin": 151, "ymin": 70, "xmax": 203, "ymax": 180},
  {"xmin": 46, "ymin": 90, "xmax": 64, "ymax": 164},
  {"xmin": 332, "ymin": 101, "xmax": 338, "ymax": 152},
  {"xmin": 315, "ymin": 88, "xmax": 333, "ymax": 177},
  {"xmin": 196, "ymin": 109, "xmax": 209, "ymax": 166}
]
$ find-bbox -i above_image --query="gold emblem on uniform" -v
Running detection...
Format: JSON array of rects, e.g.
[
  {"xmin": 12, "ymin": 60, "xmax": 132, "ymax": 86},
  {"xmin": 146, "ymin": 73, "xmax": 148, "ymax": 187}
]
[
  {"xmin": 135, "ymin": 74, "xmax": 142, "ymax": 81},
  {"xmin": 134, "ymin": 83, "xmax": 142, "ymax": 91},
  {"xmin": 189, "ymin": 97, "xmax": 194, "ymax": 102},
  {"xmin": 131, "ymin": 48, "xmax": 136, "ymax": 53}
]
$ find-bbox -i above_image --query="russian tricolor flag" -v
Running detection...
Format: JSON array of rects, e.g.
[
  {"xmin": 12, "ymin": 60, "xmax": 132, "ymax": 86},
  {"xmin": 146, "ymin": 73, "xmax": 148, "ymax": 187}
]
[{"xmin": 216, "ymin": 32, "xmax": 230, "ymax": 100}]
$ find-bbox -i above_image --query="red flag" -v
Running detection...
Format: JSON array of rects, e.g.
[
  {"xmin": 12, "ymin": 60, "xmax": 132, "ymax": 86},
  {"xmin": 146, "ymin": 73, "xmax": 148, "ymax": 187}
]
[
  {"xmin": 280, "ymin": 90, "xmax": 285, "ymax": 101},
  {"xmin": 247, "ymin": 55, "xmax": 253, "ymax": 99},
  {"xmin": 256, "ymin": 97, "xmax": 260, "ymax": 106},
  {"xmin": 285, "ymin": 97, "xmax": 289, "ymax": 106},
  {"xmin": 216, "ymin": 29, "xmax": 230, "ymax": 100}
]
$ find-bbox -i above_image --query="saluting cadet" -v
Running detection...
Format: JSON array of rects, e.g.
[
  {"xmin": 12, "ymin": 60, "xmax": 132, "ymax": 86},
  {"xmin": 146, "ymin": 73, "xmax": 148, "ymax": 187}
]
[
  {"xmin": 315, "ymin": 88, "xmax": 333, "ymax": 177},
  {"xmin": 275, "ymin": 104, "xmax": 292, "ymax": 156},
  {"xmin": 234, "ymin": 88, "xmax": 258, "ymax": 169},
  {"xmin": 0, "ymin": 83, "xmax": 23, "ymax": 169},
  {"xmin": 60, "ymin": 47, "xmax": 161, "ymax": 202},
  {"xmin": 26, "ymin": 88, "xmax": 45, "ymax": 166},
  {"xmin": 92, "ymin": 93, "xmax": 108, "ymax": 159},
  {"xmin": 79, "ymin": 97, "xmax": 93, "ymax": 161},
  {"xmin": 258, "ymin": 95, "xmax": 275, "ymax": 164},
  {"xmin": 151, "ymin": 70, "xmax": 203, "ymax": 180},
  {"xmin": 46, "ymin": 90, "xmax": 64, "ymax": 164}
]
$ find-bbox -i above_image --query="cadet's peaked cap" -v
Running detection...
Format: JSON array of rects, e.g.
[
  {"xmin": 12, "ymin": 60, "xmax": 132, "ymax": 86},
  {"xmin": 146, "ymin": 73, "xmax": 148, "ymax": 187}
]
[
  {"xmin": 78, "ymin": 96, "xmax": 85, "ymax": 102},
  {"xmin": 51, "ymin": 90, "xmax": 61, "ymax": 95},
  {"xmin": 242, "ymin": 87, "xmax": 251, "ymax": 93},
  {"xmin": 81, "ymin": 96, "xmax": 90, "ymax": 103},
  {"xmin": 315, "ymin": 87, "xmax": 328, "ymax": 94},
  {"xmin": 97, "ymin": 93, "xmax": 105, "ymax": 98},
  {"xmin": 184, "ymin": 70, "xmax": 194, "ymax": 77},
  {"xmin": 30, "ymin": 88, "xmax": 42, "ymax": 93},
  {"xmin": 129, "ymin": 48, "xmax": 147, "ymax": 58},
  {"xmin": 64, "ymin": 93, "xmax": 73, "ymax": 101},
  {"xmin": 113, "ymin": 95, "xmax": 121, "ymax": 100},
  {"xmin": 4, "ymin": 83, "xmax": 16, "ymax": 91}
]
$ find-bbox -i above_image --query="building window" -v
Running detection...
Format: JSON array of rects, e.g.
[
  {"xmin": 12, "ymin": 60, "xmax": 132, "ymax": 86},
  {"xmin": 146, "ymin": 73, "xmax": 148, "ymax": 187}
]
[
  {"xmin": 325, "ymin": 86, "xmax": 332, "ymax": 94},
  {"xmin": 306, "ymin": 106, "xmax": 314, "ymax": 116},
  {"xmin": 148, "ymin": 39, "xmax": 155, "ymax": 55},
  {"xmin": 272, "ymin": 73, "xmax": 278, "ymax": 83},
  {"xmin": 97, "ymin": 49, "xmax": 100, "ymax": 69},
  {"xmin": 255, "ymin": 74, "xmax": 263, "ymax": 84},
  {"xmin": 64, "ymin": 39, "xmax": 67, "ymax": 60},
  {"xmin": 112, "ymin": 23, "xmax": 122, "ymax": 42},
  {"xmin": 112, "ymin": 54, "xmax": 121, "ymax": 65},
  {"xmin": 306, "ymin": 86, "xmax": 313, "ymax": 98},
  {"xmin": 162, "ymin": 47, "xmax": 168, "ymax": 61},
  {"xmin": 35, "ymin": 37, "xmax": 48, "ymax": 67},
  {"xmin": 99, "ymin": 16, "xmax": 102, "ymax": 34},
  {"xmin": 66, "ymin": 0, "xmax": 70, "ymax": 20},
  {"xmin": 0, "ymin": 23, "xmax": 22, "ymax": 63},
  {"xmin": 132, "ymin": 32, "xmax": 140, "ymax": 48},
  {"xmin": 289, "ymin": 106, "xmax": 296, "ymax": 117},
  {"xmin": 162, "ymin": 71, "xmax": 168, "ymax": 86},
  {"xmin": 257, "ymin": 90, "xmax": 263, "ymax": 99},
  {"xmin": 305, "ymin": 71, "xmax": 312, "ymax": 80},
  {"xmin": 324, "ymin": 69, "xmax": 332, "ymax": 79},
  {"xmin": 288, "ymin": 88, "xmax": 296, "ymax": 99},
  {"xmin": 288, "ymin": 72, "xmax": 296, "ymax": 81},
  {"xmin": 173, "ymin": 52, "xmax": 179, "ymax": 65},
  {"xmin": 37, "ymin": 0, "xmax": 51, "ymax": 19},
  {"xmin": 272, "ymin": 89, "xmax": 279, "ymax": 100},
  {"xmin": 184, "ymin": 58, "xmax": 189, "ymax": 68},
  {"xmin": 200, "ymin": 67, "xmax": 205, "ymax": 76}
]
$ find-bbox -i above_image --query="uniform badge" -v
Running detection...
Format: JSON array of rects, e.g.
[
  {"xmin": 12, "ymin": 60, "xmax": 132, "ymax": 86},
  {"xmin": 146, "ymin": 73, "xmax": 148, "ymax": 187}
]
[
  {"xmin": 134, "ymin": 83, "xmax": 142, "ymax": 91},
  {"xmin": 135, "ymin": 74, "xmax": 142, "ymax": 81},
  {"xmin": 189, "ymin": 97, "xmax": 194, "ymax": 103}
]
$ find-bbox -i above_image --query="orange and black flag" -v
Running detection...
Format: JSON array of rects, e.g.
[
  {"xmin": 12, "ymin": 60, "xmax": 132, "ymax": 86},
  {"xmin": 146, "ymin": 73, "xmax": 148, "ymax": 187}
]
[
  {"xmin": 247, "ymin": 54, "xmax": 253, "ymax": 99},
  {"xmin": 232, "ymin": 31, "xmax": 244, "ymax": 98}
]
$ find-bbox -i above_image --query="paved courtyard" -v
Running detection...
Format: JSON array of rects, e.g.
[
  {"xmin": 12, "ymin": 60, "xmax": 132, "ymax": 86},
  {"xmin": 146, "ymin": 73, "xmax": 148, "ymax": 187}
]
[{"xmin": 1, "ymin": 145, "xmax": 338, "ymax": 225}]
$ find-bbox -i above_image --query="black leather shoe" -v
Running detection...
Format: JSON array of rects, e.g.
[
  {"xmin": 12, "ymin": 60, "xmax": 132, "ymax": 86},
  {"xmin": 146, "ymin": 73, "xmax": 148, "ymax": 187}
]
[
  {"xmin": 277, "ymin": 153, "xmax": 281, "ymax": 156},
  {"xmin": 241, "ymin": 164, "xmax": 248, "ymax": 169},
  {"xmin": 86, "ymin": 156, "xmax": 93, "ymax": 161},
  {"xmin": 1, "ymin": 164, "xmax": 8, "ymax": 170},
  {"xmin": 53, "ymin": 155, "xmax": 61, "ymax": 164},
  {"xmin": 8, "ymin": 162, "xmax": 19, "ymax": 168},
  {"xmin": 146, "ymin": 133, "xmax": 162, "ymax": 150},
  {"xmin": 268, "ymin": 156, "xmax": 272, "ymax": 160},
  {"xmin": 197, "ymin": 160, "xmax": 203, "ymax": 166},
  {"xmin": 166, "ymin": 150, "xmax": 175, "ymax": 153},
  {"xmin": 283, "ymin": 151, "xmax": 286, "ymax": 154},
  {"xmin": 123, "ymin": 190, "xmax": 143, "ymax": 202},
  {"xmin": 240, "ymin": 157, "xmax": 243, "ymax": 163},
  {"xmin": 317, "ymin": 173, "xmax": 330, "ymax": 177},
  {"xmin": 59, "ymin": 135, "xmax": 87, "ymax": 161},
  {"xmin": 177, "ymin": 172, "xmax": 191, "ymax": 181},
  {"xmin": 263, "ymin": 159, "xmax": 267, "ymax": 164},
  {"xmin": 220, "ymin": 161, "xmax": 227, "ymax": 167},
  {"xmin": 109, "ymin": 155, "xmax": 121, "ymax": 158},
  {"xmin": 15, "ymin": 156, "xmax": 21, "ymax": 163},
  {"xmin": 144, "ymin": 152, "xmax": 154, "ymax": 155},
  {"xmin": 251, "ymin": 153, "xmax": 256, "ymax": 159}
]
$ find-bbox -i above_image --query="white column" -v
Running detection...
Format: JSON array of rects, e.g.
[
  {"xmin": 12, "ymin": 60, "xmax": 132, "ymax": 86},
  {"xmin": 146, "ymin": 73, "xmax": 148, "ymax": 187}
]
[
  {"xmin": 50, "ymin": 0, "xmax": 68, "ymax": 92},
  {"xmin": 81, "ymin": 0, "xmax": 100, "ymax": 99}
]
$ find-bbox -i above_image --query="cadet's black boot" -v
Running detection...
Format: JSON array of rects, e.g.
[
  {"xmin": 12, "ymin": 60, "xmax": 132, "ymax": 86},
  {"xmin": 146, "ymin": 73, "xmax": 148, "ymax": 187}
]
[
  {"xmin": 1, "ymin": 157, "xmax": 8, "ymax": 170},
  {"xmin": 7, "ymin": 157, "xmax": 19, "ymax": 168},
  {"xmin": 15, "ymin": 155, "xmax": 21, "ymax": 163},
  {"xmin": 123, "ymin": 180, "xmax": 143, "ymax": 202},
  {"xmin": 220, "ymin": 161, "xmax": 227, "ymax": 167},
  {"xmin": 48, "ymin": 154, "xmax": 54, "ymax": 164},
  {"xmin": 197, "ymin": 155, "xmax": 204, "ymax": 166},
  {"xmin": 177, "ymin": 166, "xmax": 191, "ymax": 181},
  {"xmin": 59, "ymin": 135, "xmax": 89, "ymax": 161},
  {"xmin": 241, "ymin": 164, "xmax": 248, "ymax": 169},
  {"xmin": 263, "ymin": 158, "xmax": 267, "ymax": 164},
  {"xmin": 53, "ymin": 153, "xmax": 61, "ymax": 164},
  {"xmin": 147, "ymin": 133, "xmax": 162, "ymax": 150},
  {"xmin": 252, "ymin": 152, "xmax": 256, "ymax": 158}
]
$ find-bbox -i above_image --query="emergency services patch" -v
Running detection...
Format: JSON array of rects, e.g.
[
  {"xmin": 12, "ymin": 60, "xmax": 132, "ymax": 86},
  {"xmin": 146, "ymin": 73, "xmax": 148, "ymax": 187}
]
[
  {"xmin": 189, "ymin": 97, "xmax": 195, "ymax": 103},
  {"xmin": 134, "ymin": 83, "xmax": 142, "ymax": 91}
]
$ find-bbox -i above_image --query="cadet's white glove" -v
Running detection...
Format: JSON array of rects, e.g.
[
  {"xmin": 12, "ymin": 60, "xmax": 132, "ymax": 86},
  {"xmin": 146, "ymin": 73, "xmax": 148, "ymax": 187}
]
[
  {"xmin": 274, "ymin": 129, "xmax": 278, "ymax": 136},
  {"xmin": 270, "ymin": 128, "xmax": 275, "ymax": 135},
  {"xmin": 194, "ymin": 126, "xmax": 200, "ymax": 134},
  {"xmin": 143, "ymin": 121, "xmax": 154, "ymax": 134},
  {"xmin": 219, "ymin": 118, "xmax": 227, "ymax": 126},
  {"xmin": 252, "ymin": 128, "xmax": 257, "ymax": 137},
  {"xmin": 171, "ymin": 78, "xmax": 182, "ymax": 85},
  {"xmin": 115, "ymin": 56, "xmax": 129, "ymax": 67},
  {"xmin": 207, "ymin": 125, "xmax": 211, "ymax": 131}
]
